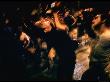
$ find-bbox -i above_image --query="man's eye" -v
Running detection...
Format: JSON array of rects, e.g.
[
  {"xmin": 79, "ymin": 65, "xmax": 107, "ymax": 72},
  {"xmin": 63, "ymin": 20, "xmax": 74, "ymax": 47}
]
[{"xmin": 94, "ymin": 17, "xmax": 98, "ymax": 19}]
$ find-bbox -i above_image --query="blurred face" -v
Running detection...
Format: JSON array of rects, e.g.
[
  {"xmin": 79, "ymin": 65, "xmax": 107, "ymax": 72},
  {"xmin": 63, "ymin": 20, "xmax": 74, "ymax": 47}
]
[
  {"xmin": 89, "ymin": 8, "xmax": 93, "ymax": 12},
  {"xmin": 81, "ymin": 33, "xmax": 89, "ymax": 41},
  {"xmin": 64, "ymin": 11, "xmax": 69, "ymax": 17},
  {"xmin": 69, "ymin": 28, "xmax": 78, "ymax": 40},
  {"xmin": 92, "ymin": 14, "xmax": 101, "ymax": 28},
  {"xmin": 78, "ymin": 11, "xmax": 83, "ymax": 18},
  {"xmin": 35, "ymin": 17, "xmax": 52, "ymax": 33}
]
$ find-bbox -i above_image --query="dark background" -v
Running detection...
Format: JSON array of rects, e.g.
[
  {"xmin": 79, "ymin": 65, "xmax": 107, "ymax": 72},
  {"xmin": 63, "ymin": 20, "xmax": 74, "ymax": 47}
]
[{"xmin": 0, "ymin": 1, "xmax": 110, "ymax": 11}]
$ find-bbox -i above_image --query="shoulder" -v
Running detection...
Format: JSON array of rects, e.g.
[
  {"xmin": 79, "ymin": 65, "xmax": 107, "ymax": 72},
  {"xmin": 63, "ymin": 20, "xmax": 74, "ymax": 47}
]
[{"xmin": 100, "ymin": 39, "xmax": 110, "ymax": 49}]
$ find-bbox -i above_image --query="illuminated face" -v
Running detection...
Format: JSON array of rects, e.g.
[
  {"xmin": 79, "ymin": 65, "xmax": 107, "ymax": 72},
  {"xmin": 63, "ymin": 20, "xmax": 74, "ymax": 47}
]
[
  {"xmin": 92, "ymin": 14, "xmax": 101, "ymax": 27},
  {"xmin": 35, "ymin": 17, "xmax": 52, "ymax": 33},
  {"xmin": 42, "ymin": 18, "xmax": 52, "ymax": 33},
  {"xmin": 69, "ymin": 28, "xmax": 78, "ymax": 40},
  {"xmin": 89, "ymin": 8, "xmax": 93, "ymax": 12},
  {"xmin": 64, "ymin": 11, "xmax": 69, "ymax": 17}
]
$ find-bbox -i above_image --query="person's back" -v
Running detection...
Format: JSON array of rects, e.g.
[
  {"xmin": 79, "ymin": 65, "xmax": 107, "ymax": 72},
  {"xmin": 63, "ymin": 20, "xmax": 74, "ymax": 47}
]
[{"xmin": 45, "ymin": 28, "xmax": 78, "ymax": 80}]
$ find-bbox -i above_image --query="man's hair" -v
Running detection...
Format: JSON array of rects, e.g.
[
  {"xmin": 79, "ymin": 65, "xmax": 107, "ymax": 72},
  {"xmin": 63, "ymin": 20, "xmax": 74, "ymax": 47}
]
[
  {"xmin": 93, "ymin": 13, "xmax": 110, "ymax": 32},
  {"xmin": 101, "ymin": 14, "xmax": 110, "ymax": 27}
]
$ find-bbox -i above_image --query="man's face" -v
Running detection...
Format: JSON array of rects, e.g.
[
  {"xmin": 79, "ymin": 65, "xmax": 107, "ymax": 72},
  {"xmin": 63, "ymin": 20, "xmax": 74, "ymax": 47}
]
[
  {"xmin": 41, "ymin": 18, "xmax": 52, "ymax": 33},
  {"xmin": 92, "ymin": 14, "xmax": 105, "ymax": 35},
  {"xmin": 69, "ymin": 28, "xmax": 78, "ymax": 40},
  {"xmin": 92, "ymin": 14, "xmax": 101, "ymax": 28}
]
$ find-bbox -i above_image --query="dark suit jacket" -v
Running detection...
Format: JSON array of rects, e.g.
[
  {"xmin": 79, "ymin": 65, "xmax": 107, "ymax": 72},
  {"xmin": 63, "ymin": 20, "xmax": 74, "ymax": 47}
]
[{"xmin": 90, "ymin": 37, "xmax": 110, "ymax": 80}]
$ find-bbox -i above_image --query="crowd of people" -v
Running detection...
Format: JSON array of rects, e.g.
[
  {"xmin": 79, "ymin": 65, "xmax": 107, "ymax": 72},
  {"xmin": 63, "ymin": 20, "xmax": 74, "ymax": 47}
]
[{"xmin": 0, "ymin": 1, "xmax": 110, "ymax": 81}]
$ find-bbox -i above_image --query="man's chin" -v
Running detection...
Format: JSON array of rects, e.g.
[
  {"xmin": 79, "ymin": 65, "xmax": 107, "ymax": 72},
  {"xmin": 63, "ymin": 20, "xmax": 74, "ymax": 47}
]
[
  {"xmin": 44, "ymin": 30, "xmax": 51, "ymax": 33},
  {"xmin": 91, "ymin": 24, "xmax": 96, "ymax": 30},
  {"xmin": 92, "ymin": 23, "xmax": 102, "ymax": 32}
]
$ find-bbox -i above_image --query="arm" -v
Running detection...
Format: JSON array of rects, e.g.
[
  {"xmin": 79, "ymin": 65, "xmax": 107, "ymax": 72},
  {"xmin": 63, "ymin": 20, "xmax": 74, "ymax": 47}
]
[
  {"xmin": 53, "ymin": 12, "xmax": 68, "ymax": 31},
  {"xmin": 70, "ymin": 15, "xmax": 77, "ymax": 25},
  {"xmin": 48, "ymin": 47, "xmax": 56, "ymax": 60},
  {"xmin": 19, "ymin": 32, "xmax": 30, "ymax": 48}
]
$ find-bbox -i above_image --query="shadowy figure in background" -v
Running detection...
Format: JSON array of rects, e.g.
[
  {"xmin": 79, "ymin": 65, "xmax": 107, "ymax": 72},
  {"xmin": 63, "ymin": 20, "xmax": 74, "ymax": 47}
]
[{"xmin": 0, "ymin": 8, "xmax": 26, "ymax": 81}]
